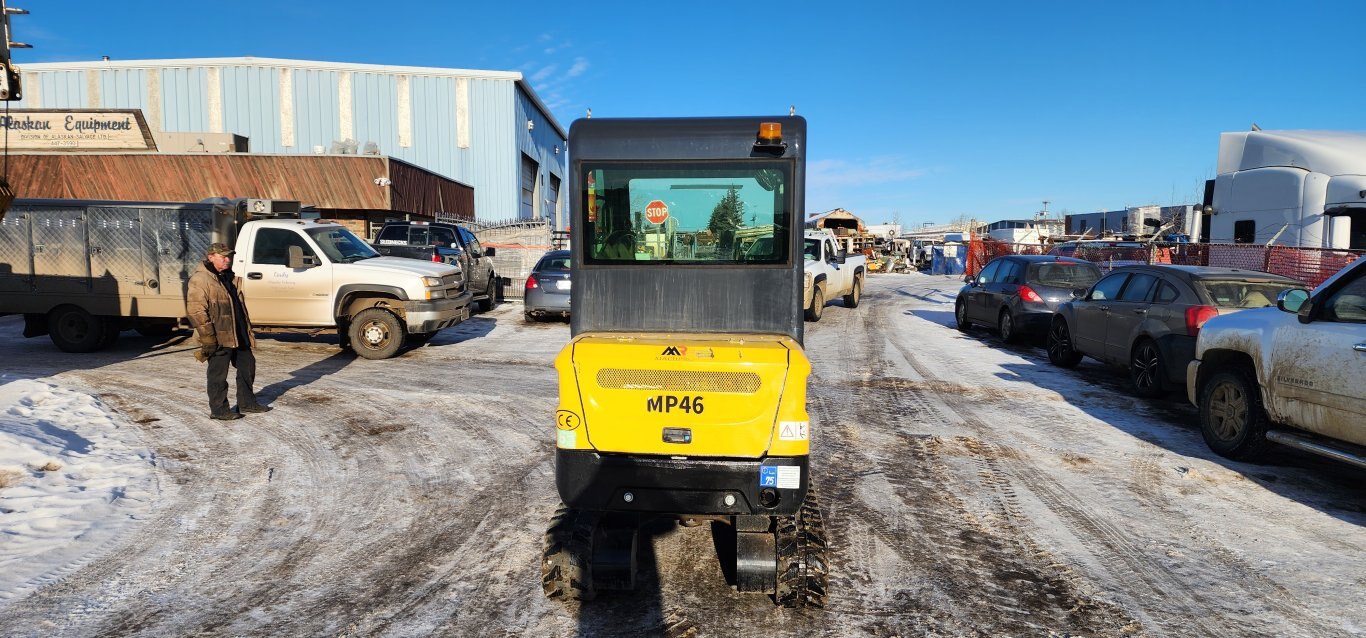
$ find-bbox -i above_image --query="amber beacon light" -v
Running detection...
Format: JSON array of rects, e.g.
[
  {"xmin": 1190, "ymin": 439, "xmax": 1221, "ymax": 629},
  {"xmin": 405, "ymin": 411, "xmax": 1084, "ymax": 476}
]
[{"xmin": 758, "ymin": 122, "xmax": 782, "ymax": 143}]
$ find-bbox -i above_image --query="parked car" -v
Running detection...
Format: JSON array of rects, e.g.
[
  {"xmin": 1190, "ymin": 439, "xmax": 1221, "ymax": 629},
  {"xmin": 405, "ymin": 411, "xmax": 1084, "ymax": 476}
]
[
  {"xmin": 1046, "ymin": 265, "xmax": 1305, "ymax": 397},
  {"xmin": 955, "ymin": 256, "xmax": 1102, "ymax": 343},
  {"xmin": 1188, "ymin": 257, "xmax": 1366, "ymax": 467},
  {"xmin": 524, "ymin": 250, "xmax": 571, "ymax": 321},
  {"xmin": 371, "ymin": 220, "xmax": 500, "ymax": 312}
]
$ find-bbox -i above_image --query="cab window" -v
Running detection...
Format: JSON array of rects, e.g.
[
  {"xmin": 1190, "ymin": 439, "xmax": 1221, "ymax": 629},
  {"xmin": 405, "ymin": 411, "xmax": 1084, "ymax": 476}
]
[
  {"xmin": 581, "ymin": 161, "xmax": 792, "ymax": 264},
  {"xmin": 252, "ymin": 228, "xmax": 317, "ymax": 266},
  {"xmin": 1089, "ymin": 273, "xmax": 1129, "ymax": 301},
  {"xmin": 1322, "ymin": 275, "xmax": 1366, "ymax": 323},
  {"xmin": 459, "ymin": 227, "xmax": 483, "ymax": 256}
]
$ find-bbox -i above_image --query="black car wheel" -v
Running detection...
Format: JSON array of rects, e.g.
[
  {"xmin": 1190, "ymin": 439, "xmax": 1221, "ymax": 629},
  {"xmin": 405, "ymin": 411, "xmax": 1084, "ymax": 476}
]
[
  {"xmin": 478, "ymin": 276, "xmax": 497, "ymax": 312},
  {"xmin": 1046, "ymin": 317, "xmax": 1082, "ymax": 368},
  {"xmin": 998, "ymin": 309, "xmax": 1019, "ymax": 344},
  {"xmin": 954, "ymin": 300, "xmax": 971, "ymax": 332},
  {"xmin": 1129, "ymin": 339, "xmax": 1165, "ymax": 398},
  {"xmin": 1199, "ymin": 367, "xmax": 1272, "ymax": 461},
  {"xmin": 348, "ymin": 308, "xmax": 406, "ymax": 360},
  {"xmin": 48, "ymin": 305, "xmax": 108, "ymax": 353},
  {"xmin": 843, "ymin": 276, "xmax": 861, "ymax": 308},
  {"xmin": 805, "ymin": 286, "xmax": 825, "ymax": 322}
]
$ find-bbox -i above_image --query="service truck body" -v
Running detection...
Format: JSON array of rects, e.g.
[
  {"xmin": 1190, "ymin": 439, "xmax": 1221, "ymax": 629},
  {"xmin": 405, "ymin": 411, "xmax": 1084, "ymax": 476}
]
[{"xmin": 0, "ymin": 199, "xmax": 470, "ymax": 358}]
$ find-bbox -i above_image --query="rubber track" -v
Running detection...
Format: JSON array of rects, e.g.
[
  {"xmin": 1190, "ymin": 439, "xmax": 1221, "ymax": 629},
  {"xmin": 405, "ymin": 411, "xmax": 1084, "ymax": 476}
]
[
  {"xmin": 774, "ymin": 488, "xmax": 829, "ymax": 608},
  {"xmin": 541, "ymin": 505, "xmax": 597, "ymax": 601}
]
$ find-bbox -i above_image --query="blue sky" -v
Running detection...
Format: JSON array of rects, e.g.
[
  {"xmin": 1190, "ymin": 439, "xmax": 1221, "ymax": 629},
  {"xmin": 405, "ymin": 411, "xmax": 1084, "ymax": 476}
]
[{"xmin": 13, "ymin": 1, "xmax": 1365, "ymax": 227}]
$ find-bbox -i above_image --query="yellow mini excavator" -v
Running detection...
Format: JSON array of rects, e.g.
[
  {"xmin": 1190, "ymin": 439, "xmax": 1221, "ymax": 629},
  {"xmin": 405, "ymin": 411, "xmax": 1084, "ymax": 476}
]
[{"xmin": 542, "ymin": 116, "xmax": 828, "ymax": 607}]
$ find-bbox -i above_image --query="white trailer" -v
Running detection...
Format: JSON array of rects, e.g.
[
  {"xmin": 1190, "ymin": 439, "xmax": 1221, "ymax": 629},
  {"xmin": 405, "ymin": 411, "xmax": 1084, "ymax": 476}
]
[{"xmin": 1207, "ymin": 130, "xmax": 1366, "ymax": 249}]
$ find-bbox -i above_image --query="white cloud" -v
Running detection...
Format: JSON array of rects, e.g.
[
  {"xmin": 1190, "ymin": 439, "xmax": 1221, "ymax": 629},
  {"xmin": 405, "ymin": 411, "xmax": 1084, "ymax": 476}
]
[
  {"xmin": 566, "ymin": 57, "xmax": 589, "ymax": 78},
  {"xmin": 530, "ymin": 64, "xmax": 557, "ymax": 83}
]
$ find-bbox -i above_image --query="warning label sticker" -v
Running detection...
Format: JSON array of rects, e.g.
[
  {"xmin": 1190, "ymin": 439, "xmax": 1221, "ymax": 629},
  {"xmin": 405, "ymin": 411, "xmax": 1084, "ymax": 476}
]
[{"xmin": 778, "ymin": 421, "xmax": 810, "ymax": 441}]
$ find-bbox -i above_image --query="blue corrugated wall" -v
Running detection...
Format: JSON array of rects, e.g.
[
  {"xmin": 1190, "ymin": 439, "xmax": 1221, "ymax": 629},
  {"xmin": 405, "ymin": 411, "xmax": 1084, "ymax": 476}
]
[{"xmin": 14, "ymin": 60, "xmax": 566, "ymax": 223}]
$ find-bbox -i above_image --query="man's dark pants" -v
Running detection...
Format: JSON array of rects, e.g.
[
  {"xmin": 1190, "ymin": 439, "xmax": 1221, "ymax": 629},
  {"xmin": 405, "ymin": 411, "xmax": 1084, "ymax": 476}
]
[{"xmin": 207, "ymin": 347, "xmax": 258, "ymax": 414}]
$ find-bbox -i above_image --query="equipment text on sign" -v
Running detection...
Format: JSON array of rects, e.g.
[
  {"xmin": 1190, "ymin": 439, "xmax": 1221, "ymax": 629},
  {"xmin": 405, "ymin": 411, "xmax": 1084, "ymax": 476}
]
[{"xmin": 645, "ymin": 200, "xmax": 669, "ymax": 225}]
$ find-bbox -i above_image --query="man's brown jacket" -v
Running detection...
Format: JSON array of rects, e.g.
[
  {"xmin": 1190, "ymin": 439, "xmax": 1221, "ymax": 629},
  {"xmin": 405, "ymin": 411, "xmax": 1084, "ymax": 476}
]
[{"xmin": 186, "ymin": 261, "xmax": 257, "ymax": 350}]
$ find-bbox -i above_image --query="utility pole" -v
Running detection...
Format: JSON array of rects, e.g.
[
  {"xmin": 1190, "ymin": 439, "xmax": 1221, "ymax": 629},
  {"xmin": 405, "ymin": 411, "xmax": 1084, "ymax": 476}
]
[{"xmin": 0, "ymin": 0, "xmax": 29, "ymax": 101}]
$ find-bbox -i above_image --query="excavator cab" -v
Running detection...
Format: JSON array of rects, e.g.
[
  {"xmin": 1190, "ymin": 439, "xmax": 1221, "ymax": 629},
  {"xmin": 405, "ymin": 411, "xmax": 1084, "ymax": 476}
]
[{"xmin": 542, "ymin": 116, "xmax": 828, "ymax": 607}]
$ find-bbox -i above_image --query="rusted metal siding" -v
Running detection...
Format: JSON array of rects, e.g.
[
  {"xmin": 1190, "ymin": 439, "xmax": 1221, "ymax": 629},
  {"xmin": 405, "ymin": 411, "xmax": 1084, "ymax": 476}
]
[
  {"xmin": 387, "ymin": 158, "xmax": 474, "ymax": 219},
  {"xmin": 5, "ymin": 154, "xmax": 470, "ymax": 217}
]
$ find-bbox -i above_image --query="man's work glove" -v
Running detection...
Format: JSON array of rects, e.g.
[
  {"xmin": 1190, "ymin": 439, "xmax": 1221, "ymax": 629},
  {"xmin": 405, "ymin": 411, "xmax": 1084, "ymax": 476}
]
[{"xmin": 195, "ymin": 341, "xmax": 219, "ymax": 363}]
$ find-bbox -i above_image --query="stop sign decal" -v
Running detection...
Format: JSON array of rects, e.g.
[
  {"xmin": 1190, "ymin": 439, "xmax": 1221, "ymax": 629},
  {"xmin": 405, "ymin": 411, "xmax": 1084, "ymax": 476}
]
[{"xmin": 645, "ymin": 200, "xmax": 669, "ymax": 225}]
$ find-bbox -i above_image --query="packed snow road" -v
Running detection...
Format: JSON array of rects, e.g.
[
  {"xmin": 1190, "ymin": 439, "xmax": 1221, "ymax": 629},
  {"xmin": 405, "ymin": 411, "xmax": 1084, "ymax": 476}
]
[{"xmin": 0, "ymin": 272, "xmax": 1362, "ymax": 637}]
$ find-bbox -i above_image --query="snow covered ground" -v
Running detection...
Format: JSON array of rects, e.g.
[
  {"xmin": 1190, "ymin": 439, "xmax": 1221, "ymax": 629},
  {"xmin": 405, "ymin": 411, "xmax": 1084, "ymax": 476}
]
[
  {"xmin": 0, "ymin": 380, "xmax": 157, "ymax": 602},
  {"xmin": 0, "ymin": 272, "xmax": 1362, "ymax": 637}
]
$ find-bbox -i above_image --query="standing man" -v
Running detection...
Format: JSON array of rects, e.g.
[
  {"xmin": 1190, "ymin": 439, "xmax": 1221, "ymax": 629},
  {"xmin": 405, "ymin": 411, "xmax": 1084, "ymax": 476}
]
[{"xmin": 187, "ymin": 242, "xmax": 272, "ymax": 420}]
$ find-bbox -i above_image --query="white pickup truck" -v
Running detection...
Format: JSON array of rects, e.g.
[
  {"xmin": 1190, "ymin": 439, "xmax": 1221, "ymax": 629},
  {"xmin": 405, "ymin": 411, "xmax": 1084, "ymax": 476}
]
[
  {"xmin": 802, "ymin": 230, "xmax": 867, "ymax": 321},
  {"xmin": 0, "ymin": 199, "xmax": 471, "ymax": 360},
  {"xmin": 1187, "ymin": 257, "xmax": 1366, "ymax": 468}
]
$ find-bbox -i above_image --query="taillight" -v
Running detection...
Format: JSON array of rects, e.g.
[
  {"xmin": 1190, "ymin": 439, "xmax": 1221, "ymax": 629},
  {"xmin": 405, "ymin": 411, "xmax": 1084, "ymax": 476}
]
[
  {"xmin": 1185, "ymin": 305, "xmax": 1218, "ymax": 336},
  {"xmin": 525, "ymin": 275, "xmax": 538, "ymax": 290},
  {"xmin": 1019, "ymin": 285, "xmax": 1043, "ymax": 303},
  {"xmin": 431, "ymin": 253, "xmax": 441, "ymax": 263}
]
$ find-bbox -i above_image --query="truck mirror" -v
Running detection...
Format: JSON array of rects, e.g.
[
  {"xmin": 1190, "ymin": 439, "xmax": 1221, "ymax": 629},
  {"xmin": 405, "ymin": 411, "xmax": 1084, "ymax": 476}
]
[
  {"xmin": 484, "ymin": 246, "xmax": 496, "ymax": 257},
  {"xmin": 288, "ymin": 245, "xmax": 319, "ymax": 269},
  {"xmin": 1277, "ymin": 288, "xmax": 1309, "ymax": 314},
  {"xmin": 835, "ymin": 250, "xmax": 847, "ymax": 264}
]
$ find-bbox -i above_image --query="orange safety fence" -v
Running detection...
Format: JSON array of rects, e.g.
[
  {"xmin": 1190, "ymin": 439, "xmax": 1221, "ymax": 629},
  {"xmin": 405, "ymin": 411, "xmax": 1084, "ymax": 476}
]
[{"xmin": 963, "ymin": 239, "xmax": 1362, "ymax": 288}]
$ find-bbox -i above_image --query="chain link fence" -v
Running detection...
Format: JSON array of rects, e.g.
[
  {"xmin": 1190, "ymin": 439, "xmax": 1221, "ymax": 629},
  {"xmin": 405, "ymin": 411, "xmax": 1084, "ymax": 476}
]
[
  {"xmin": 468, "ymin": 218, "xmax": 559, "ymax": 300},
  {"xmin": 966, "ymin": 238, "xmax": 1362, "ymax": 288}
]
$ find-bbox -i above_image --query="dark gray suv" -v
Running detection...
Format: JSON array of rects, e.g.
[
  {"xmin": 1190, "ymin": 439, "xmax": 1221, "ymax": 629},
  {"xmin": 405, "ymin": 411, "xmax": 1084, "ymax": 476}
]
[{"xmin": 1047, "ymin": 265, "xmax": 1304, "ymax": 397}]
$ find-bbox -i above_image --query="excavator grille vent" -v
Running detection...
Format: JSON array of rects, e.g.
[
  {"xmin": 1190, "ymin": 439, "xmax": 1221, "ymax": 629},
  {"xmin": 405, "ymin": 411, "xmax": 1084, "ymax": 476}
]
[{"xmin": 595, "ymin": 369, "xmax": 762, "ymax": 394}]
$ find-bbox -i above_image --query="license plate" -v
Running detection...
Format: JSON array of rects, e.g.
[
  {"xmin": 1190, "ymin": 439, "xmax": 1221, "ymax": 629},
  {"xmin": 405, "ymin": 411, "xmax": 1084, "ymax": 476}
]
[{"xmin": 556, "ymin": 280, "xmax": 571, "ymax": 290}]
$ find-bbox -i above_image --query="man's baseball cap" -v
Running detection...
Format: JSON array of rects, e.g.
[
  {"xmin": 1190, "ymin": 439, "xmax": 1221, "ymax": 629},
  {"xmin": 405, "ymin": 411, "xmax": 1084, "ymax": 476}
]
[{"xmin": 207, "ymin": 242, "xmax": 236, "ymax": 256}]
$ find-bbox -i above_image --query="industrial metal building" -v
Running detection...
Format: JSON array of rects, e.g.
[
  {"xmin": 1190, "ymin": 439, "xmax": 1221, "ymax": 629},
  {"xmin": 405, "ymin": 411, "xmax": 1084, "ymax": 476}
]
[{"xmin": 12, "ymin": 57, "xmax": 568, "ymax": 226}]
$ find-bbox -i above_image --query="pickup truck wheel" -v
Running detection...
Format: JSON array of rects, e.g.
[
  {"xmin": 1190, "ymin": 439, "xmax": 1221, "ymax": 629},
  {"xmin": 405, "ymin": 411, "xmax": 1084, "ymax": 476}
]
[
  {"xmin": 1046, "ymin": 318, "xmax": 1083, "ymax": 368},
  {"xmin": 348, "ymin": 308, "xmax": 406, "ymax": 360},
  {"xmin": 954, "ymin": 300, "xmax": 972, "ymax": 332},
  {"xmin": 1129, "ymin": 339, "xmax": 1166, "ymax": 398},
  {"xmin": 48, "ymin": 305, "xmax": 108, "ymax": 353},
  {"xmin": 1199, "ymin": 368, "xmax": 1272, "ymax": 461},
  {"xmin": 843, "ymin": 276, "xmax": 861, "ymax": 308},
  {"xmin": 998, "ymin": 309, "xmax": 1019, "ymax": 344},
  {"xmin": 804, "ymin": 286, "xmax": 825, "ymax": 322},
  {"xmin": 478, "ymin": 276, "xmax": 497, "ymax": 312}
]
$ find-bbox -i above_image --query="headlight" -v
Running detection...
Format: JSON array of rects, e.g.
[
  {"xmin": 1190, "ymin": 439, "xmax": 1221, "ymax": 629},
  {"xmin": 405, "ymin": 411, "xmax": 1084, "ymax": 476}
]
[
  {"xmin": 426, "ymin": 289, "xmax": 446, "ymax": 300},
  {"xmin": 422, "ymin": 276, "xmax": 443, "ymax": 287}
]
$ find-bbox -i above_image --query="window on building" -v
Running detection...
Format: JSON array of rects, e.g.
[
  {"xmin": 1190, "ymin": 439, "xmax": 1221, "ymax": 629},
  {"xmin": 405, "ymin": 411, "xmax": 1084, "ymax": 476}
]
[{"xmin": 1233, "ymin": 220, "xmax": 1256, "ymax": 244}]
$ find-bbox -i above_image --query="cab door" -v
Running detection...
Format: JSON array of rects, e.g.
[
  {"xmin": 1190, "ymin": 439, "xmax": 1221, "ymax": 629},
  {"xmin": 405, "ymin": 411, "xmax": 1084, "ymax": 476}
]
[
  {"xmin": 238, "ymin": 228, "xmax": 334, "ymax": 326},
  {"xmin": 1268, "ymin": 269, "xmax": 1366, "ymax": 443}
]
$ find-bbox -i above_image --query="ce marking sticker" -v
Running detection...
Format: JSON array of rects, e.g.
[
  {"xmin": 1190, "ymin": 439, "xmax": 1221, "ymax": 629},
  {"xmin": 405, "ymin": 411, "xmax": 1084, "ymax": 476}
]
[{"xmin": 556, "ymin": 410, "xmax": 582, "ymax": 430}]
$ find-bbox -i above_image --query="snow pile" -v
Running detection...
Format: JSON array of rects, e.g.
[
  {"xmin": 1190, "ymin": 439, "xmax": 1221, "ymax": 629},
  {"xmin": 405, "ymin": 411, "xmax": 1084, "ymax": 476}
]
[{"xmin": 0, "ymin": 379, "xmax": 157, "ymax": 599}]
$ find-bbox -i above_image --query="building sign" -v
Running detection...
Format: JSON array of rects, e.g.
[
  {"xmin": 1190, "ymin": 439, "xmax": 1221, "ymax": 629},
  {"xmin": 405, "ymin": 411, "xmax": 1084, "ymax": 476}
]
[{"xmin": 0, "ymin": 109, "xmax": 157, "ymax": 151}]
